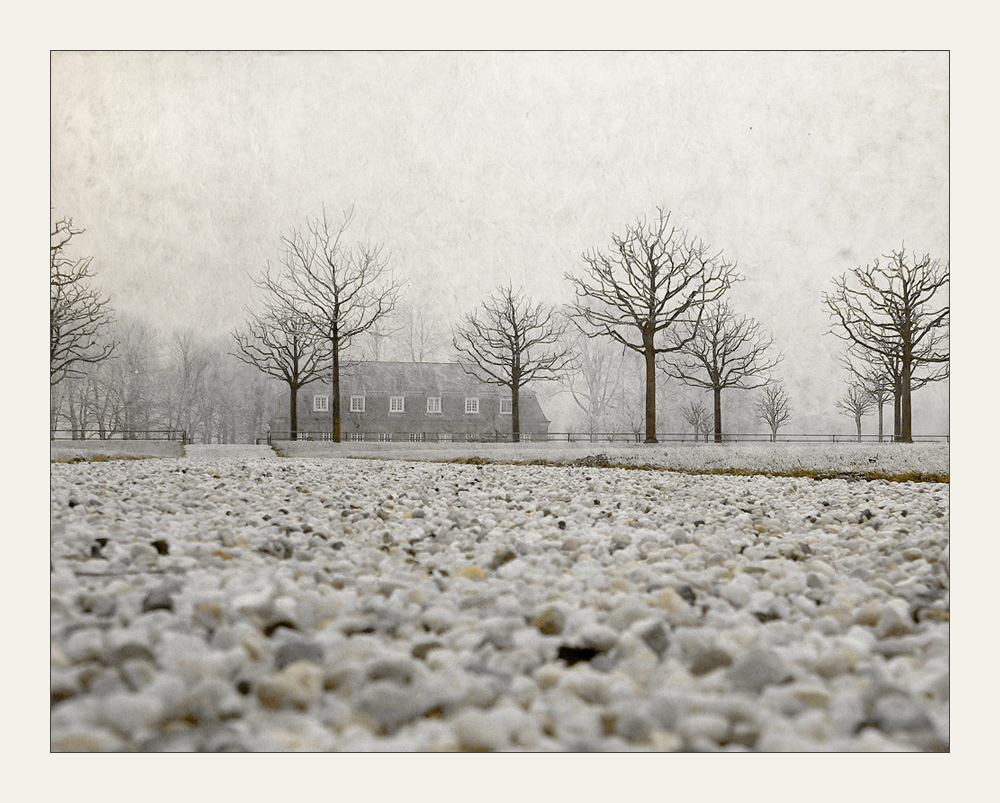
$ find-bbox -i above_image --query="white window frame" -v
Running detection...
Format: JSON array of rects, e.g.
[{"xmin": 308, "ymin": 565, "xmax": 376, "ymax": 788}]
[
  {"xmin": 389, "ymin": 396, "xmax": 405, "ymax": 413},
  {"xmin": 350, "ymin": 395, "xmax": 366, "ymax": 413},
  {"xmin": 438, "ymin": 433, "xmax": 453, "ymax": 442},
  {"xmin": 313, "ymin": 394, "xmax": 330, "ymax": 413},
  {"xmin": 378, "ymin": 432, "xmax": 392, "ymax": 442},
  {"xmin": 409, "ymin": 433, "xmax": 424, "ymax": 442},
  {"xmin": 465, "ymin": 397, "xmax": 480, "ymax": 414},
  {"xmin": 500, "ymin": 398, "xmax": 512, "ymax": 414},
  {"xmin": 426, "ymin": 396, "xmax": 442, "ymax": 414}
]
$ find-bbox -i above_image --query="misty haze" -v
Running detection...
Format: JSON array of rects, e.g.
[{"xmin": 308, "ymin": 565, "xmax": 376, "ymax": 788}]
[{"xmin": 50, "ymin": 52, "xmax": 949, "ymax": 754}]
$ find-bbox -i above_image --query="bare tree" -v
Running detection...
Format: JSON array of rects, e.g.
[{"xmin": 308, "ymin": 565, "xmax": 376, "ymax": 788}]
[
  {"xmin": 164, "ymin": 329, "xmax": 213, "ymax": 441},
  {"xmin": 754, "ymin": 383, "xmax": 793, "ymax": 442},
  {"xmin": 50, "ymin": 213, "xmax": 115, "ymax": 385},
  {"xmin": 679, "ymin": 400, "xmax": 711, "ymax": 442},
  {"xmin": 453, "ymin": 284, "xmax": 574, "ymax": 442},
  {"xmin": 840, "ymin": 348, "xmax": 891, "ymax": 442},
  {"xmin": 664, "ymin": 302, "xmax": 781, "ymax": 442},
  {"xmin": 824, "ymin": 246, "xmax": 949, "ymax": 442},
  {"xmin": 566, "ymin": 209, "xmax": 736, "ymax": 443},
  {"xmin": 260, "ymin": 207, "xmax": 402, "ymax": 441},
  {"xmin": 98, "ymin": 315, "xmax": 161, "ymax": 437},
  {"xmin": 837, "ymin": 383, "xmax": 873, "ymax": 442},
  {"xmin": 396, "ymin": 302, "xmax": 451, "ymax": 363},
  {"xmin": 232, "ymin": 304, "xmax": 331, "ymax": 440},
  {"xmin": 559, "ymin": 334, "xmax": 629, "ymax": 441},
  {"xmin": 230, "ymin": 363, "xmax": 280, "ymax": 444}
]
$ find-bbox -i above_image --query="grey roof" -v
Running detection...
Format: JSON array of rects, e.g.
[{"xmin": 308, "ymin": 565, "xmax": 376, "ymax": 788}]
[{"xmin": 306, "ymin": 361, "xmax": 540, "ymax": 398}]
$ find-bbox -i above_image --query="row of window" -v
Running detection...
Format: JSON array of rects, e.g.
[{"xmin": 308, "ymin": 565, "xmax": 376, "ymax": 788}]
[{"xmin": 312, "ymin": 395, "xmax": 513, "ymax": 415}]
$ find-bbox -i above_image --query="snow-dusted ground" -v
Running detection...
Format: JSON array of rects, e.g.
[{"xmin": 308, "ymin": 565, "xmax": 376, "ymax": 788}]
[
  {"xmin": 278, "ymin": 441, "xmax": 949, "ymax": 479},
  {"xmin": 50, "ymin": 444, "xmax": 949, "ymax": 751}
]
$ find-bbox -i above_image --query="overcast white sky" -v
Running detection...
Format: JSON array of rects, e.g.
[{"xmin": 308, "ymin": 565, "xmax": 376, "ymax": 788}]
[{"xmin": 50, "ymin": 50, "xmax": 949, "ymax": 432}]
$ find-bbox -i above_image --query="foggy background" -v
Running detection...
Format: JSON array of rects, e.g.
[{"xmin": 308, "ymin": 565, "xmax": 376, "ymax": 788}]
[{"xmin": 49, "ymin": 51, "xmax": 949, "ymax": 436}]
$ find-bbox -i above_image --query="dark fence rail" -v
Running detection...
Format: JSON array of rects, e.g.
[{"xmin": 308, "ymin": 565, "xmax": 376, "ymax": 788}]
[
  {"xmin": 50, "ymin": 430, "xmax": 188, "ymax": 442},
  {"xmin": 266, "ymin": 431, "xmax": 949, "ymax": 445}
]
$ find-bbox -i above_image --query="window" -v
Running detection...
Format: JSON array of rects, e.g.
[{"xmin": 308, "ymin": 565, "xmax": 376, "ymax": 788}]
[
  {"xmin": 465, "ymin": 397, "xmax": 480, "ymax": 414},
  {"xmin": 313, "ymin": 395, "xmax": 329, "ymax": 412},
  {"xmin": 389, "ymin": 396, "xmax": 405, "ymax": 413},
  {"xmin": 426, "ymin": 396, "xmax": 442, "ymax": 414},
  {"xmin": 409, "ymin": 433, "xmax": 424, "ymax": 442},
  {"xmin": 348, "ymin": 432, "xmax": 364, "ymax": 442},
  {"xmin": 378, "ymin": 433, "xmax": 392, "ymax": 442},
  {"xmin": 350, "ymin": 396, "xmax": 366, "ymax": 413},
  {"xmin": 500, "ymin": 398, "xmax": 512, "ymax": 414},
  {"xmin": 438, "ymin": 433, "xmax": 453, "ymax": 442}
]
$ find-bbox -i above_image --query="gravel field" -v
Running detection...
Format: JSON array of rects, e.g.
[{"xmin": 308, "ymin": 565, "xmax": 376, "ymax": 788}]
[{"xmin": 50, "ymin": 444, "xmax": 949, "ymax": 751}]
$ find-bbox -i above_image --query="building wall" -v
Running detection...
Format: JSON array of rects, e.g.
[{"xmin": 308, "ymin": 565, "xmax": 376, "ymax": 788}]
[{"xmin": 270, "ymin": 374, "xmax": 550, "ymax": 440}]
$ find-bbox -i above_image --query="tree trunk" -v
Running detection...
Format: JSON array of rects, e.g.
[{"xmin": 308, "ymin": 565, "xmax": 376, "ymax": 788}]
[
  {"xmin": 69, "ymin": 394, "xmax": 79, "ymax": 440},
  {"xmin": 289, "ymin": 384, "xmax": 299, "ymax": 440},
  {"xmin": 893, "ymin": 388, "xmax": 901, "ymax": 442},
  {"xmin": 512, "ymin": 385, "xmax": 520, "ymax": 443},
  {"xmin": 643, "ymin": 334, "xmax": 657, "ymax": 443},
  {"xmin": 900, "ymin": 350, "xmax": 913, "ymax": 443},
  {"xmin": 876, "ymin": 400, "xmax": 884, "ymax": 443},
  {"xmin": 855, "ymin": 414, "xmax": 862, "ymax": 442},
  {"xmin": 331, "ymin": 329, "xmax": 341, "ymax": 443},
  {"xmin": 713, "ymin": 386, "xmax": 723, "ymax": 444}
]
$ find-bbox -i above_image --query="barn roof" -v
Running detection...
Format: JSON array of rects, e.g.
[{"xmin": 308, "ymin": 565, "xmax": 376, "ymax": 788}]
[{"xmin": 306, "ymin": 361, "xmax": 542, "ymax": 398}]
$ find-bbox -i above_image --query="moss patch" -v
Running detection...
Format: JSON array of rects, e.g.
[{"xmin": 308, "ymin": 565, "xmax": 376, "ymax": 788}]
[{"xmin": 441, "ymin": 456, "xmax": 948, "ymax": 484}]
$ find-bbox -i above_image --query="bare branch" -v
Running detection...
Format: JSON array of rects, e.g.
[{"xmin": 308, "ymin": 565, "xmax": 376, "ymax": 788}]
[
  {"xmin": 565, "ymin": 208, "xmax": 738, "ymax": 442},
  {"xmin": 823, "ymin": 246, "xmax": 949, "ymax": 441},
  {"xmin": 664, "ymin": 301, "xmax": 781, "ymax": 440},
  {"xmin": 453, "ymin": 284, "xmax": 575, "ymax": 442},
  {"xmin": 50, "ymin": 211, "xmax": 115, "ymax": 384}
]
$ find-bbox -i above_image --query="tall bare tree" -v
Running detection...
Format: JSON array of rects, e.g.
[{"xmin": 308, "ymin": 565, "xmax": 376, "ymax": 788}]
[
  {"xmin": 824, "ymin": 246, "xmax": 949, "ymax": 442},
  {"xmin": 566, "ymin": 208, "xmax": 736, "ymax": 443},
  {"xmin": 260, "ymin": 207, "xmax": 402, "ymax": 441},
  {"xmin": 837, "ymin": 383, "xmax": 873, "ymax": 442},
  {"xmin": 232, "ymin": 304, "xmax": 331, "ymax": 440},
  {"xmin": 453, "ymin": 284, "xmax": 574, "ymax": 442},
  {"xmin": 664, "ymin": 302, "xmax": 781, "ymax": 442},
  {"xmin": 754, "ymin": 383, "xmax": 793, "ymax": 442},
  {"xmin": 50, "ymin": 213, "xmax": 115, "ymax": 385}
]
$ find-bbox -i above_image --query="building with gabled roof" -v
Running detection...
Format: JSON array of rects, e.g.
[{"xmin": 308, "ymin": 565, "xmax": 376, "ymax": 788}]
[{"xmin": 268, "ymin": 361, "xmax": 551, "ymax": 442}]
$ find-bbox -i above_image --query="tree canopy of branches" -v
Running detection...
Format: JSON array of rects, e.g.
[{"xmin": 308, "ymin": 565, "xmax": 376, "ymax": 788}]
[
  {"xmin": 824, "ymin": 246, "xmax": 949, "ymax": 442},
  {"xmin": 664, "ymin": 302, "xmax": 781, "ymax": 442},
  {"xmin": 452, "ymin": 284, "xmax": 574, "ymax": 442},
  {"xmin": 232, "ymin": 304, "xmax": 332, "ymax": 439},
  {"xmin": 837, "ymin": 382, "xmax": 873, "ymax": 442},
  {"xmin": 754, "ymin": 383, "xmax": 793, "ymax": 442},
  {"xmin": 259, "ymin": 207, "xmax": 402, "ymax": 441},
  {"xmin": 678, "ymin": 400, "xmax": 711, "ymax": 441},
  {"xmin": 50, "ymin": 213, "xmax": 115, "ymax": 385},
  {"xmin": 566, "ymin": 208, "xmax": 737, "ymax": 443}
]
